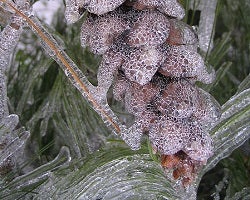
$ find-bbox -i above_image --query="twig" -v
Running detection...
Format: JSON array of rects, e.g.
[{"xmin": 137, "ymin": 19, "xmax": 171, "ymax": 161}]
[{"xmin": 0, "ymin": 0, "xmax": 122, "ymax": 133}]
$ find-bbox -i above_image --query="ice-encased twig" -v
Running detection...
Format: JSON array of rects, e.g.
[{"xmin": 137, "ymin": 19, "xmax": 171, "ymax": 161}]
[
  {"xmin": 1, "ymin": 1, "xmax": 124, "ymax": 134},
  {"xmin": 31, "ymin": 15, "xmax": 123, "ymax": 133},
  {"xmin": 189, "ymin": 0, "xmax": 218, "ymax": 53}
]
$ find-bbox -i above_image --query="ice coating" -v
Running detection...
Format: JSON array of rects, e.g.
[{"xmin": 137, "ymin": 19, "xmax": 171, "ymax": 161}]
[
  {"xmin": 125, "ymin": 0, "xmax": 185, "ymax": 19},
  {"xmin": 65, "ymin": 0, "xmax": 83, "ymax": 24},
  {"xmin": 80, "ymin": 12, "xmax": 129, "ymax": 54},
  {"xmin": 0, "ymin": 0, "xmax": 222, "ymax": 188},
  {"xmin": 159, "ymin": 45, "xmax": 214, "ymax": 84},
  {"xmin": 127, "ymin": 11, "xmax": 170, "ymax": 47},
  {"xmin": 122, "ymin": 46, "xmax": 165, "ymax": 85},
  {"xmin": 96, "ymin": 49, "xmax": 123, "ymax": 96},
  {"xmin": 78, "ymin": 0, "xmax": 126, "ymax": 15},
  {"xmin": 166, "ymin": 19, "xmax": 198, "ymax": 45},
  {"xmin": 124, "ymin": 80, "xmax": 159, "ymax": 116},
  {"xmin": 153, "ymin": 79, "xmax": 200, "ymax": 119},
  {"xmin": 149, "ymin": 117, "xmax": 213, "ymax": 162}
]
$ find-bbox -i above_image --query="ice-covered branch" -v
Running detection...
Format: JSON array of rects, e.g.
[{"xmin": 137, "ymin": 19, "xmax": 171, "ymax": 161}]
[{"xmin": 0, "ymin": 0, "xmax": 124, "ymax": 136}]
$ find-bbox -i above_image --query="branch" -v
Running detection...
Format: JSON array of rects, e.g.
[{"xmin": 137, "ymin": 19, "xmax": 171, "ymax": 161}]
[{"xmin": 0, "ymin": 0, "xmax": 122, "ymax": 134}]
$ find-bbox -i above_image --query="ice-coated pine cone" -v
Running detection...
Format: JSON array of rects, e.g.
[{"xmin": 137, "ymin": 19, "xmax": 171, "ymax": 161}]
[{"xmin": 73, "ymin": 0, "xmax": 222, "ymax": 186}]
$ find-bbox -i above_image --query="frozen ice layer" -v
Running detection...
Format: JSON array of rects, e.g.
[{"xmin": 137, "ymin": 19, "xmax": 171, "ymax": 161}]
[
  {"xmin": 159, "ymin": 45, "xmax": 214, "ymax": 84},
  {"xmin": 127, "ymin": 11, "xmax": 170, "ymax": 47},
  {"xmin": 125, "ymin": 0, "xmax": 185, "ymax": 19},
  {"xmin": 149, "ymin": 117, "xmax": 213, "ymax": 163},
  {"xmin": 122, "ymin": 46, "xmax": 165, "ymax": 85},
  {"xmin": 166, "ymin": 19, "xmax": 198, "ymax": 45},
  {"xmin": 80, "ymin": 11, "xmax": 129, "ymax": 54},
  {"xmin": 77, "ymin": 0, "xmax": 126, "ymax": 15}
]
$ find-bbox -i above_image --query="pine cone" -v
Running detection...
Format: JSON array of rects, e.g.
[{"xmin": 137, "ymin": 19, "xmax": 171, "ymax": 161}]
[{"xmin": 66, "ymin": 0, "xmax": 222, "ymax": 185}]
